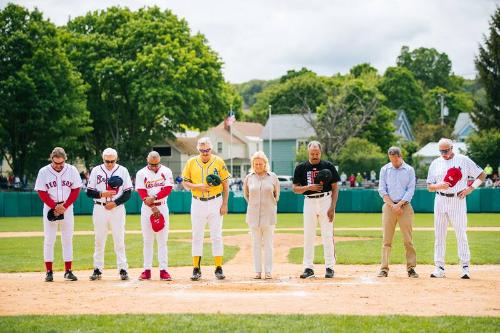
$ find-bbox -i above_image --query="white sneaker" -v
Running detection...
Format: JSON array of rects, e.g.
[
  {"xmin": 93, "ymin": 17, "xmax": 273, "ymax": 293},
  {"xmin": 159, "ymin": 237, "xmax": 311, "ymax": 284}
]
[
  {"xmin": 430, "ymin": 266, "xmax": 445, "ymax": 278},
  {"xmin": 461, "ymin": 265, "xmax": 470, "ymax": 279}
]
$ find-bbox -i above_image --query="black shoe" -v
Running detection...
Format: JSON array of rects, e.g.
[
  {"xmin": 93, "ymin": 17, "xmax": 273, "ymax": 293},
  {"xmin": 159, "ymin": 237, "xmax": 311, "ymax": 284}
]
[
  {"xmin": 64, "ymin": 270, "xmax": 78, "ymax": 281},
  {"xmin": 45, "ymin": 270, "xmax": 53, "ymax": 282},
  {"xmin": 191, "ymin": 267, "xmax": 202, "ymax": 281},
  {"xmin": 407, "ymin": 268, "xmax": 419, "ymax": 278},
  {"xmin": 325, "ymin": 268, "xmax": 334, "ymax": 278},
  {"xmin": 119, "ymin": 269, "xmax": 129, "ymax": 280},
  {"xmin": 89, "ymin": 268, "xmax": 102, "ymax": 281},
  {"xmin": 377, "ymin": 270, "xmax": 388, "ymax": 277},
  {"xmin": 300, "ymin": 268, "xmax": 315, "ymax": 279},
  {"xmin": 215, "ymin": 266, "xmax": 225, "ymax": 280}
]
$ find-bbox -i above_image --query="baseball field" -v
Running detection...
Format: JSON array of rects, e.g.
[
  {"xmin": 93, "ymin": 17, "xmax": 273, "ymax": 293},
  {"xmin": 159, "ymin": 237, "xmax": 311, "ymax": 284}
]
[{"xmin": 0, "ymin": 213, "xmax": 499, "ymax": 332}]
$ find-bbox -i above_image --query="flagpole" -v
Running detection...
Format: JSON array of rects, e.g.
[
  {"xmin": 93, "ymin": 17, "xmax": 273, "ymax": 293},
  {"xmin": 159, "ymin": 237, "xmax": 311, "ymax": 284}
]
[
  {"xmin": 268, "ymin": 105, "xmax": 272, "ymax": 170},
  {"xmin": 230, "ymin": 105, "xmax": 233, "ymax": 177}
]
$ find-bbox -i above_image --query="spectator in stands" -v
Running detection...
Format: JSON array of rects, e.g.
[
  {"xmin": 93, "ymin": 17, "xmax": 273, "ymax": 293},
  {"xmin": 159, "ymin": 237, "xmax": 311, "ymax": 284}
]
[
  {"xmin": 349, "ymin": 174, "xmax": 356, "ymax": 187},
  {"xmin": 356, "ymin": 173, "xmax": 363, "ymax": 187},
  {"xmin": 370, "ymin": 170, "xmax": 377, "ymax": 184},
  {"xmin": 484, "ymin": 164, "xmax": 493, "ymax": 179},
  {"xmin": 340, "ymin": 172, "xmax": 347, "ymax": 187}
]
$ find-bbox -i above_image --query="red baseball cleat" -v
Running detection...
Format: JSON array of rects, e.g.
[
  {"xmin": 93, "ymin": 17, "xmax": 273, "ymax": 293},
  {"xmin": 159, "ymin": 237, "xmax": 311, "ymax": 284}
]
[
  {"xmin": 139, "ymin": 269, "xmax": 151, "ymax": 280},
  {"xmin": 160, "ymin": 270, "xmax": 172, "ymax": 281}
]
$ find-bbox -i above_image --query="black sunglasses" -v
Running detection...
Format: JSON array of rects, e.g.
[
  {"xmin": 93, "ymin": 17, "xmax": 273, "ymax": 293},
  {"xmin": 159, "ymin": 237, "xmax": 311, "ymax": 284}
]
[
  {"xmin": 104, "ymin": 160, "xmax": 116, "ymax": 164},
  {"xmin": 148, "ymin": 163, "xmax": 160, "ymax": 167},
  {"xmin": 439, "ymin": 148, "xmax": 451, "ymax": 155}
]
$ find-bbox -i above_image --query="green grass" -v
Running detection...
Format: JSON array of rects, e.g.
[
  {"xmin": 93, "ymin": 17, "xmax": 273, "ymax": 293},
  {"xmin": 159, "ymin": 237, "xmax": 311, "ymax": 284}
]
[
  {"xmin": 288, "ymin": 230, "xmax": 500, "ymax": 265},
  {"xmin": 1, "ymin": 213, "xmax": 499, "ymax": 232},
  {"xmin": 0, "ymin": 314, "xmax": 498, "ymax": 333},
  {"xmin": 0, "ymin": 234, "xmax": 238, "ymax": 273}
]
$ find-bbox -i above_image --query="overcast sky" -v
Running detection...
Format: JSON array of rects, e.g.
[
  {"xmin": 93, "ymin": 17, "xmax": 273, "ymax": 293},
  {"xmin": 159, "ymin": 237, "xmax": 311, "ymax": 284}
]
[{"xmin": 2, "ymin": 0, "xmax": 498, "ymax": 83}]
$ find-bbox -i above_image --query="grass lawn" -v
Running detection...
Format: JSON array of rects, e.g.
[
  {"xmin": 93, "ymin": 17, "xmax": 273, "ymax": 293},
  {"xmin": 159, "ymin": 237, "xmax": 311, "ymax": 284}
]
[
  {"xmin": 287, "ymin": 230, "xmax": 500, "ymax": 265},
  {"xmin": 0, "ymin": 314, "xmax": 498, "ymax": 333},
  {"xmin": 0, "ymin": 213, "xmax": 499, "ymax": 232},
  {"xmin": 0, "ymin": 234, "xmax": 238, "ymax": 273}
]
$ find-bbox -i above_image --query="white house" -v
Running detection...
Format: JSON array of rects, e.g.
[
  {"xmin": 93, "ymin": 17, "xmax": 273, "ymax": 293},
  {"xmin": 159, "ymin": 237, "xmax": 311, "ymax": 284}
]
[{"xmin": 413, "ymin": 142, "xmax": 468, "ymax": 165}]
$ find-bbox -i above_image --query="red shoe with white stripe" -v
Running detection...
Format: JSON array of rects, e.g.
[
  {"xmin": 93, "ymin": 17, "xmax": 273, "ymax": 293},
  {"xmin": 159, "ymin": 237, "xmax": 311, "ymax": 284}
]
[{"xmin": 160, "ymin": 270, "xmax": 172, "ymax": 281}]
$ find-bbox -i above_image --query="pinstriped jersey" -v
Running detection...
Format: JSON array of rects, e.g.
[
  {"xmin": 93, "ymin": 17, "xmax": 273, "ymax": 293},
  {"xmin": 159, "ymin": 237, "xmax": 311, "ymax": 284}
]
[
  {"xmin": 87, "ymin": 164, "xmax": 133, "ymax": 202},
  {"xmin": 34, "ymin": 164, "xmax": 82, "ymax": 205},
  {"xmin": 426, "ymin": 154, "xmax": 483, "ymax": 194},
  {"xmin": 182, "ymin": 155, "xmax": 230, "ymax": 198}
]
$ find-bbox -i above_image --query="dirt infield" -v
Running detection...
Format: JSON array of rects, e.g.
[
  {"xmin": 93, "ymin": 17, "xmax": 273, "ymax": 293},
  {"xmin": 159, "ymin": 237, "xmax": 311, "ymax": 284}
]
[{"xmin": 1, "ymin": 233, "xmax": 499, "ymax": 317}]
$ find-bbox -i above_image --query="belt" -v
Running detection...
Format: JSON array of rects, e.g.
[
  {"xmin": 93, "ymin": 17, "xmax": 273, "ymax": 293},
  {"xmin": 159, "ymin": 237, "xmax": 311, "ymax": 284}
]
[
  {"xmin": 152, "ymin": 201, "xmax": 165, "ymax": 206},
  {"xmin": 437, "ymin": 192, "xmax": 457, "ymax": 197},
  {"xmin": 306, "ymin": 192, "xmax": 331, "ymax": 199},
  {"xmin": 193, "ymin": 193, "xmax": 222, "ymax": 201},
  {"xmin": 94, "ymin": 201, "xmax": 107, "ymax": 206},
  {"xmin": 392, "ymin": 201, "xmax": 408, "ymax": 207}
]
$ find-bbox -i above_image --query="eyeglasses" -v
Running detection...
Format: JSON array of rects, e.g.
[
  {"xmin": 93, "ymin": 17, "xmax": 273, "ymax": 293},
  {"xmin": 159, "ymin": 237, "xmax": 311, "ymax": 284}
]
[
  {"xmin": 439, "ymin": 148, "xmax": 451, "ymax": 155},
  {"xmin": 148, "ymin": 163, "xmax": 160, "ymax": 167},
  {"xmin": 199, "ymin": 148, "xmax": 211, "ymax": 153},
  {"xmin": 52, "ymin": 160, "xmax": 64, "ymax": 166},
  {"xmin": 104, "ymin": 160, "xmax": 116, "ymax": 164}
]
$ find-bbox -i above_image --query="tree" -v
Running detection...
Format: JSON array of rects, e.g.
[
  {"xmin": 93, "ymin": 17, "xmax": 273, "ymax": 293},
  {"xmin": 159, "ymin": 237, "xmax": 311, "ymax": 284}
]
[
  {"xmin": 337, "ymin": 138, "xmax": 386, "ymax": 175},
  {"xmin": 413, "ymin": 123, "xmax": 453, "ymax": 146},
  {"xmin": 423, "ymin": 87, "xmax": 474, "ymax": 125},
  {"xmin": 349, "ymin": 63, "xmax": 378, "ymax": 78},
  {"xmin": 396, "ymin": 46, "xmax": 452, "ymax": 90},
  {"xmin": 63, "ymin": 6, "xmax": 235, "ymax": 170},
  {"xmin": 249, "ymin": 72, "xmax": 327, "ymax": 123},
  {"xmin": 473, "ymin": 6, "xmax": 500, "ymax": 130},
  {"xmin": 378, "ymin": 66, "xmax": 425, "ymax": 123},
  {"xmin": 233, "ymin": 79, "xmax": 274, "ymax": 109},
  {"xmin": 0, "ymin": 4, "xmax": 91, "ymax": 179},
  {"xmin": 466, "ymin": 129, "xmax": 500, "ymax": 170}
]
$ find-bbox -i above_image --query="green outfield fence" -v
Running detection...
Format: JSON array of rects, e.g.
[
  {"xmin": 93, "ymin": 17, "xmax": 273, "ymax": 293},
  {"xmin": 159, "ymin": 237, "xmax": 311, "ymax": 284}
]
[{"xmin": 0, "ymin": 188, "xmax": 499, "ymax": 217}]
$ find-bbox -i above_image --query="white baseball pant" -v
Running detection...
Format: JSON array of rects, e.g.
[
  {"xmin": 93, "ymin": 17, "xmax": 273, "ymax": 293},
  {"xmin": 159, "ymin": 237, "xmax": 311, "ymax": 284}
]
[
  {"xmin": 92, "ymin": 204, "xmax": 128, "ymax": 271},
  {"xmin": 434, "ymin": 195, "xmax": 470, "ymax": 267},
  {"xmin": 251, "ymin": 225, "xmax": 275, "ymax": 274},
  {"xmin": 303, "ymin": 193, "xmax": 335, "ymax": 270},
  {"xmin": 141, "ymin": 203, "xmax": 169, "ymax": 270},
  {"xmin": 190, "ymin": 196, "xmax": 223, "ymax": 257},
  {"xmin": 43, "ymin": 206, "xmax": 74, "ymax": 262}
]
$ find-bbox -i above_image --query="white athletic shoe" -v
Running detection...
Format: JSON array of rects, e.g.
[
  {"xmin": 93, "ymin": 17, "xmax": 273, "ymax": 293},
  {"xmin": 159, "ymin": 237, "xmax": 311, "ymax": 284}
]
[
  {"xmin": 460, "ymin": 265, "xmax": 470, "ymax": 279},
  {"xmin": 430, "ymin": 266, "xmax": 445, "ymax": 278}
]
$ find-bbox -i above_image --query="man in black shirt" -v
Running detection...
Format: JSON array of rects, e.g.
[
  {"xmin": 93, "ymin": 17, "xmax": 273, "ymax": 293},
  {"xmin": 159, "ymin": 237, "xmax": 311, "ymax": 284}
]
[{"xmin": 293, "ymin": 141, "xmax": 340, "ymax": 279}]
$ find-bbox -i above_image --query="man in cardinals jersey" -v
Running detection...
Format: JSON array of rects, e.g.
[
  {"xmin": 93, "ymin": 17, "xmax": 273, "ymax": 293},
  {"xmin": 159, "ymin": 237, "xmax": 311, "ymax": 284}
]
[
  {"xmin": 182, "ymin": 137, "xmax": 230, "ymax": 281},
  {"xmin": 135, "ymin": 151, "xmax": 174, "ymax": 281},
  {"xmin": 86, "ymin": 148, "xmax": 133, "ymax": 281},
  {"xmin": 35, "ymin": 147, "xmax": 82, "ymax": 282},
  {"xmin": 427, "ymin": 138, "xmax": 486, "ymax": 279}
]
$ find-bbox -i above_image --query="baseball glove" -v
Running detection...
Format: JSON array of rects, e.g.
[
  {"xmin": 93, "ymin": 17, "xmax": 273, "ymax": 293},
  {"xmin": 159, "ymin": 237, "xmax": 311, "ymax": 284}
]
[
  {"xmin": 206, "ymin": 174, "xmax": 221, "ymax": 186},
  {"xmin": 150, "ymin": 213, "xmax": 165, "ymax": 232},
  {"xmin": 314, "ymin": 169, "xmax": 333, "ymax": 185},
  {"xmin": 107, "ymin": 176, "xmax": 123, "ymax": 189},
  {"xmin": 443, "ymin": 167, "xmax": 462, "ymax": 188},
  {"xmin": 47, "ymin": 209, "xmax": 64, "ymax": 222}
]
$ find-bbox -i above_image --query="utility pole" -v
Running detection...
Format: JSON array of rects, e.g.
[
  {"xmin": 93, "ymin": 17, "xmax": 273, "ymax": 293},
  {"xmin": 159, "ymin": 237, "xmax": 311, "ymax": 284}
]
[{"xmin": 439, "ymin": 94, "xmax": 449, "ymax": 125}]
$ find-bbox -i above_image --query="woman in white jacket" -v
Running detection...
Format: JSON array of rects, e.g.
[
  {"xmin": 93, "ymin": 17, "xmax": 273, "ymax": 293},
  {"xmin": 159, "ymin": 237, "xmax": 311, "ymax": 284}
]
[{"xmin": 243, "ymin": 151, "xmax": 280, "ymax": 279}]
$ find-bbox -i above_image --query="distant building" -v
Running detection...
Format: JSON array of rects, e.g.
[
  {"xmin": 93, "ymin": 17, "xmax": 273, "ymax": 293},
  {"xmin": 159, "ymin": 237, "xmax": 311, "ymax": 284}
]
[
  {"xmin": 453, "ymin": 112, "xmax": 477, "ymax": 142},
  {"xmin": 394, "ymin": 110, "xmax": 415, "ymax": 141}
]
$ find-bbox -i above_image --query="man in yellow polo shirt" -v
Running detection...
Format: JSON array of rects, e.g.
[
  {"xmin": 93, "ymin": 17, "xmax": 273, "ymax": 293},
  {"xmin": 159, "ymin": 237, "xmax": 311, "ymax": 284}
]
[{"xmin": 182, "ymin": 137, "xmax": 230, "ymax": 280}]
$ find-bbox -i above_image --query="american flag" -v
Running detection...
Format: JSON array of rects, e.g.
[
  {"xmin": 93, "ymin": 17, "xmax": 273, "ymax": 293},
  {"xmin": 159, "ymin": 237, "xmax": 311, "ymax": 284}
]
[{"xmin": 226, "ymin": 110, "xmax": 236, "ymax": 126}]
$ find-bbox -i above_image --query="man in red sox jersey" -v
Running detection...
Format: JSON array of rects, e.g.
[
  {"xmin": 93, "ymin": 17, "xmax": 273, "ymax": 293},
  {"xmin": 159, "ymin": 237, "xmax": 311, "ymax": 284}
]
[
  {"xmin": 427, "ymin": 138, "xmax": 486, "ymax": 279},
  {"xmin": 86, "ymin": 148, "xmax": 133, "ymax": 281},
  {"xmin": 135, "ymin": 151, "xmax": 174, "ymax": 281},
  {"xmin": 35, "ymin": 147, "xmax": 82, "ymax": 282}
]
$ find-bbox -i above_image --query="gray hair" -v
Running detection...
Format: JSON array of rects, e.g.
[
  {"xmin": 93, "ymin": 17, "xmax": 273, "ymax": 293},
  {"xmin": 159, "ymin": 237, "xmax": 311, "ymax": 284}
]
[
  {"xmin": 438, "ymin": 138, "xmax": 453, "ymax": 148},
  {"xmin": 50, "ymin": 147, "xmax": 67, "ymax": 160},
  {"xmin": 147, "ymin": 151, "xmax": 160, "ymax": 160},
  {"xmin": 250, "ymin": 151, "xmax": 270, "ymax": 172},
  {"xmin": 102, "ymin": 147, "xmax": 118, "ymax": 159},
  {"xmin": 307, "ymin": 141, "xmax": 322, "ymax": 151},
  {"xmin": 197, "ymin": 137, "xmax": 213, "ymax": 149},
  {"xmin": 387, "ymin": 146, "xmax": 402, "ymax": 156}
]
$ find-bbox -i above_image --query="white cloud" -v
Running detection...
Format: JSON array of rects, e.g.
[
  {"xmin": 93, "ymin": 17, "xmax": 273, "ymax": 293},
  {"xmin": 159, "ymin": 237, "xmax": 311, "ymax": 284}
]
[{"xmin": 2, "ymin": 0, "xmax": 497, "ymax": 82}]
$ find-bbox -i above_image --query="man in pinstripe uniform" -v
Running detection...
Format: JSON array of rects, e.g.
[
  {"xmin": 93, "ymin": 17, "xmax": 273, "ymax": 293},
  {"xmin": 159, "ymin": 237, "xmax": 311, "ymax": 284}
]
[{"xmin": 426, "ymin": 138, "xmax": 486, "ymax": 279}]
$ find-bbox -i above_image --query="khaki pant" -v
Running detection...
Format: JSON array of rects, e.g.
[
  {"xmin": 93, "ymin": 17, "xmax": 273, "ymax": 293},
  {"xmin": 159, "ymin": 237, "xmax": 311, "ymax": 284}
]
[{"xmin": 380, "ymin": 203, "xmax": 416, "ymax": 272}]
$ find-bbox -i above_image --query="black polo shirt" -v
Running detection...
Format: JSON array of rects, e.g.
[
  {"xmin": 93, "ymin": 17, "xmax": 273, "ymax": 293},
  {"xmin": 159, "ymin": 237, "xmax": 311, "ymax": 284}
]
[{"xmin": 293, "ymin": 160, "xmax": 340, "ymax": 196}]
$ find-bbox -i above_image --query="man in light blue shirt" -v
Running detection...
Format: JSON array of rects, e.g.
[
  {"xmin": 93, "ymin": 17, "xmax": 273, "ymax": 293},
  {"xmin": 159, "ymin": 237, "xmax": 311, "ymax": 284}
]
[{"xmin": 377, "ymin": 146, "xmax": 418, "ymax": 278}]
